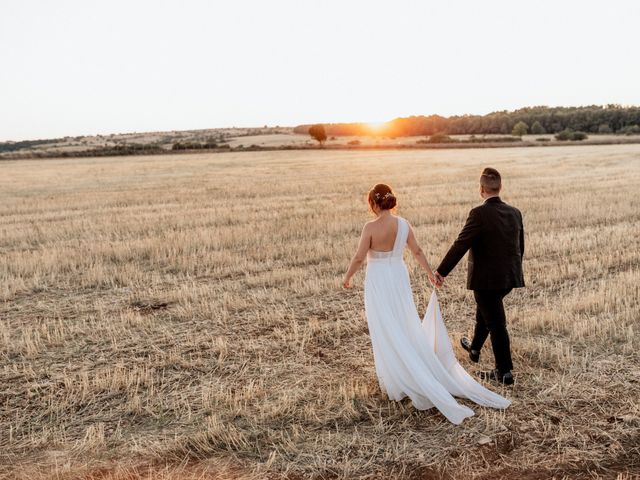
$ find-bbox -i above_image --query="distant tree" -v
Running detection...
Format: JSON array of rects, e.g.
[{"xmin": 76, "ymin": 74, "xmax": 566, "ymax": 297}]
[
  {"xmin": 572, "ymin": 131, "xmax": 588, "ymax": 140},
  {"xmin": 597, "ymin": 123, "xmax": 612, "ymax": 134},
  {"xmin": 555, "ymin": 129, "xmax": 588, "ymax": 141},
  {"xmin": 531, "ymin": 121, "xmax": 546, "ymax": 134},
  {"xmin": 512, "ymin": 121, "xmax": 529, "ymax": 137},
  {"xmin": 427, "ymin": 132, "xmax": 455, "ymax": 143},
  {"xmin": 555, "ymin": 129, "xmax": 574, "ymax": 141},
  {"xmin": 308, "ymin": 124, "xmax": 327, "ymax": 145},
  {"xmin": 619, "ymin": 124, "xmax": 640, "ymax": 135}
]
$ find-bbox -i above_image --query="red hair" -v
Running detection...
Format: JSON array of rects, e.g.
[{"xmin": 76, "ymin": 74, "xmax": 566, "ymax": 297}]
[{"xmin": 367, "ymin": 184, "xmax": 397, "ymax": 213}]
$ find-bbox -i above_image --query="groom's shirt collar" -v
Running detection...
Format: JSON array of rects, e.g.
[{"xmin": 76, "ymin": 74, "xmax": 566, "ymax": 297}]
[{"xmin": 483, "ymin": 195, "xmax": 501, "ymax": 204}]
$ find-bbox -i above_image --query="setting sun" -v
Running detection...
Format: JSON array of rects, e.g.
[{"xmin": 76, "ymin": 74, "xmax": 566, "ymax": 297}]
[{"xmin": 366, "ymin": 121, "xmax": 388, "ymax": 134}]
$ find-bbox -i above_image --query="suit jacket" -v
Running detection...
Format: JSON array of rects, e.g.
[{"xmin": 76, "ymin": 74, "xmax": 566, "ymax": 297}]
[{"xmin": 437, "ymin": 196, "xmax": 525, "ymax": 290}]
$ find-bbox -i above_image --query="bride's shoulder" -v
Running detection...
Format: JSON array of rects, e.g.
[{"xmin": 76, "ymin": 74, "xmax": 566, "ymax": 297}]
[
  {"xmin": 360, "ymin": 219, "xmax": 375, "ymax": 232},
  {"xmin": 397, "ymin": 216, "xmax": 415, "ymax": 234},
  {"xmin": 394, "ymin": 215, "xmax": 408, "ymax": 225}
]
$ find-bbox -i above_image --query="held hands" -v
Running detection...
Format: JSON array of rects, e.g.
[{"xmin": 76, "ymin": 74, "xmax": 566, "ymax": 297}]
[{"xmin": 434, "ymin": 271, "xmax": 445, "ymax": 288}]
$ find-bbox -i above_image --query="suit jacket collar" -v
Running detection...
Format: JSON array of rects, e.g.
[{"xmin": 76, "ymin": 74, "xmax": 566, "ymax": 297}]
[{"xmin": 484, "ymin": 196, "xmax": 503, "ymax": 204}]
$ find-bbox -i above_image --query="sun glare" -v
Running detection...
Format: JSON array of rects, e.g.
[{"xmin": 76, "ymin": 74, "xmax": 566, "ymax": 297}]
[{"xmin": 366, "ymin": 121, "xmax": 388, "ymax": 133}]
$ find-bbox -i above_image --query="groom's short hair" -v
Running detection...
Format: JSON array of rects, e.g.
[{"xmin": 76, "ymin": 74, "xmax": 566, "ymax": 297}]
[{"xmin": 480, "ymin": 167, "xmax": 501, "ymax": 193}]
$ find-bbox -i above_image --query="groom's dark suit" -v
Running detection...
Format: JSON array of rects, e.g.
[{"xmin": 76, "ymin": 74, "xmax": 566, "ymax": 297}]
[{"xmin": 437, "ymin": 196, "xmax": 524, "ymax": 373}]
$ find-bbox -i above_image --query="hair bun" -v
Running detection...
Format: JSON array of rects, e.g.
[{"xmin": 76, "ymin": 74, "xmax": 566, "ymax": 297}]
[
  {"xmin": 379, "ymin": 193, "xmax": 397, "ymax": 210},
  {"xmin": 368, "ymin": 183, "xmax": 397, "ymax": 211}
]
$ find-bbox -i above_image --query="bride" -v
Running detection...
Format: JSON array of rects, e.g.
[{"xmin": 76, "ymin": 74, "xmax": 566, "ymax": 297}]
[{"xmin": 341, "ymin": 183, "xmax": 510, "ymax": 424}]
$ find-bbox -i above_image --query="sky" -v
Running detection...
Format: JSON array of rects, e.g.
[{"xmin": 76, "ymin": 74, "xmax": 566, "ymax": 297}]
[{"xmin": 1, "ymin": 0, "xmax": 639, "ymax": 142}]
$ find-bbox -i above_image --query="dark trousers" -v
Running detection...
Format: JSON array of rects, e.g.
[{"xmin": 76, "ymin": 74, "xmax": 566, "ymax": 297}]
[{"xmin": 472, "ymin": 288, "xmax": 513, "ymax": 373}]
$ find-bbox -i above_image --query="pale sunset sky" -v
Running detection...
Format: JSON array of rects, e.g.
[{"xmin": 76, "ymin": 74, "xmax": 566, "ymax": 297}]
[{"xmin": 1, "ymin": 0, "xmax": 639, "ymax": 141}]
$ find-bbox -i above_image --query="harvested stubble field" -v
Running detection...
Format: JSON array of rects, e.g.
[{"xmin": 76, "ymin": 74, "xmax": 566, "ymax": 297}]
[{"xmin": 1, "ymin": 145, "xmax": 639, "ymax": 480}]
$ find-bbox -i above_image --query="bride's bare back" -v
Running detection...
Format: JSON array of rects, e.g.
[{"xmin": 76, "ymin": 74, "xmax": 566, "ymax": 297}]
[{"xmin": 368, "ymin": 214, "xmax": 399, "ymax": 252}]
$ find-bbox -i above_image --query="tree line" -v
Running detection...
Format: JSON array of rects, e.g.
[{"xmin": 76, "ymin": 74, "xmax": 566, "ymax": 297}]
[{"xmin": 294, "ymin": 105, "xmax": 640, "ymax": 137}]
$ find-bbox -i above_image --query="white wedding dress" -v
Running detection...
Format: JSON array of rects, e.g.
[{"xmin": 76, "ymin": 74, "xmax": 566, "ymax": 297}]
[{"xmin": 364, "ymin": 215, "xmax": 511, "ymax": 424}]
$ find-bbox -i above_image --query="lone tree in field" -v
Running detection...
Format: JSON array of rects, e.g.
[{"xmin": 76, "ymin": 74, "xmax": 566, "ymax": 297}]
[
  {"xmin": 512, "ymin": 121, "xmax": 529, "ymax": 137},
  {"xmin": 308, "ymin": 124, "xmax": 327, "ymax": 146},
  {"xmin": 531, "ymin": 121, "xmax": 546, "ymax": 135}
]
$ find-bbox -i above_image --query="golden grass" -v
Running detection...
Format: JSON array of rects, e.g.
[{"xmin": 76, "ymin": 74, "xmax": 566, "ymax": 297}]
[{"xmin": 1, "ymin": 145, "xmax": 639, "ymax": 479}]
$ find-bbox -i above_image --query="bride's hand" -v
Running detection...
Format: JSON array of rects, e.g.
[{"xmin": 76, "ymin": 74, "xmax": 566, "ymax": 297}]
[
  {"xmin": 342, "ymin": 276, "xmax": 352, "ymax": 289},
  {"xmin": 427, "ymin": 272, "xmax": 437, "ymax": 287}
]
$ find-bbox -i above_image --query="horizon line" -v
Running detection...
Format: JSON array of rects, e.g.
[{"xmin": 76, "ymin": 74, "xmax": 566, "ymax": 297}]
[{"xmin": 2, "ymin": 102, "xmax": 639, "ymax": 144}]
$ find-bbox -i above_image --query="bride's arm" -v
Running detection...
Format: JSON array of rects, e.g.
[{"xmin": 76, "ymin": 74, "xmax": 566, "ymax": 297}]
[
  {"xmin": 406, "ymin": 223, "xmax": 437, "ymax": 286},
  {"xmin": 342, "ymin": 223, "xmax": 371, "ymax": 288}
]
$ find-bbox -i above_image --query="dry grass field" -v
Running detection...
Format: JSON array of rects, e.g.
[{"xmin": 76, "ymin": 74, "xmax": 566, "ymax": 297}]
[{"xmin": 1, "ymin": 145, "xmax": 639, "ymax": 479}]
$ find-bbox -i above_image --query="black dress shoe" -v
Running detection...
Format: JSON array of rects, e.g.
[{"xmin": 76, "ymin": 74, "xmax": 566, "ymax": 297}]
[
  {"xmin": 476, "ymin": 369, "xmax": 514, "ymax": 385},
  {"xmin": 460, "ymin": 336, "xmax": 480, "ymax": 363}
]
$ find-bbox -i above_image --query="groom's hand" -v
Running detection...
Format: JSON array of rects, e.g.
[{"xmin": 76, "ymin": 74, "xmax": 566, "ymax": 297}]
[{"xmin": 435, "ymin": 271, "xmax": 445, "ymax": 287}]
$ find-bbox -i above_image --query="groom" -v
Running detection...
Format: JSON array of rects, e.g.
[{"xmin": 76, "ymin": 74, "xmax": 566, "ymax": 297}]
[{"xmin": 435, "ymin": 167, "xmax": 524, "ymax": 385}]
